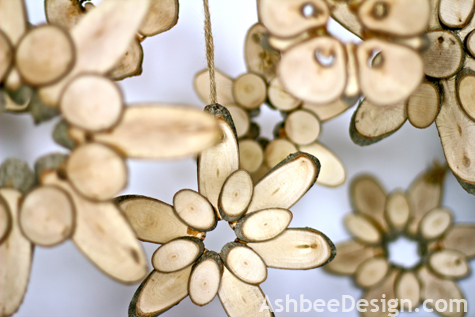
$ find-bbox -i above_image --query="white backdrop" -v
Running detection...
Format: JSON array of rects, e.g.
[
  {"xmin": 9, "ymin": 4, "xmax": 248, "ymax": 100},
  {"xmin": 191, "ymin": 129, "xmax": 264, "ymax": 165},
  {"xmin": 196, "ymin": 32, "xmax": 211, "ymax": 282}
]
[{"xmin": 1, "ymin": 1, "xmax": 474, "ymax": 316}]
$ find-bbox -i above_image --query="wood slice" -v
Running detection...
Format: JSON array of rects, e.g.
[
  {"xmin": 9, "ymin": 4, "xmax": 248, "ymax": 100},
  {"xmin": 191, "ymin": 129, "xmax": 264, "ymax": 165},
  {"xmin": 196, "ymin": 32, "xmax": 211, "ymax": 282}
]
[
  {"xmin": 268, "ymin": 77, "xmax": 300, "ymax": 111},
  {"xmin": 429, "ymin": 0, "xmax": 444, "ymax": 30},
  {"xmin": 244, "ymin": 23, "xmax": 279, "ymax": 81},
  {"xmin": 279, "ymin": 36, "xmax": 347, "ymax": 104},
  {"xmin": 247, "ymin": 152, "xmax": 319, "ymax": 214},
  {"xmin": 188, "ymin": 251, "xmax": 222, "ymax": 306},
  {"xmin": 303, "ymin": 98, "xmax": 349, "ymax": 122},
  {"xmin": 152, "ymin": 237, "xmax": 204, "ymax": 273},
  {"xmin": 407, "ymin": 81, "xmax": 440, "ymax": 129},
  {"xmin": 395, "ymin": 271, "xmax": 420, "ymax": 310},
  {"xmin": 42, "ymin": 171, "xmax": 148, "ymax": 283},
  {"xmin": 235, "ymin": 208, "xmax": 292, "ymax": 242},
  {"xmin": 258, "ymin": 0, "xmax": 329, "ymax": 38},
  {"xmin": 0, "ymin": 30, "xmax": 13, "ymax": 83},
  {"xmin": 66, "ymin": 143, "xmax": 127, "ymax": 201},
  {"xmin": 344, "ymin": 213, "xmax": 382, "ymax": 245},
  {"xmin": 440, "ymin": 225, "xmax": 475, "ymax": 258},
  {"xmin": 361, "ymin": 269, "xmax": 399, "ymax": 317},
  {"xmin": 0, "ymin": 195, "xmax": 11, "ymax": 244},
  {"xmin": 116, "ymin": 195, "xmax": 195, "ymax": 244},
  {"xmin": 136, "ymin": 266, "xmax": 192, "ymax": 317},
  {"xmin": 239, "ymin": 139, "xmax": 264, "ymax": 173},
  {"xmin": 226, "ymin": 105, "xmax": 250, "ymax": 138},
  {"xmin": 326, "ymin": 0, "xmax": 363, "ymax": 37},
  {"xmin": 345, "ymin": 42, "xmax": 359, "ymax": 98},
  {"xmin": 218, "ymin": 170, "xmax": 253, "ymax": 222},
  {"xmin": 139, "ymin": 0, "xmax": 178, "ymax": 36},
  {"xmin": 45, "ymin": 0, "xmax": 85, "ymax": 30},
  {"xmin": 173, "ymin": 189, "xmax": 217, "ymax": 232},
  {"xmin": 428, "ymin": 249, "xmax": 470, "ymax": 279},
  {"xmin": 218, "ymin": 267, "xmax": 273, "ymax": 317},
  {"xmin": 357, "ymin": 39, "xmax": 424, "ymax": 106},
  {"xmin": 423, "ymin": 31, "xmax": 463, "ymax": 79},
  {"xmin": 233, "ymin": 73, "xmax": 267, "ymax": 110},
  {"xmin": 418, "ymin": 266, "xmax": 466, "ymax": 317},
  {"xmin": 284, "ymin": 109, "xmax": 320, "ymax": 145},
  {"xmin": 198, "ymin": 114, "xmax": 239, "ymax": 211},
  {"xmin": 194, "ymin": 69, "xmax": 235, "ymax": 105},
  {"xmin": 385, "ymin": 190, "xmax": 410, "ymax": 232},
  {"xmin": 357, "ymin": 0, "xmax": 430, "ymax": 37},
  {"xmin": 0, "ymin": 0, "xmax": 27, "ymax": 45},
  {"xmin": 267, "ymin": 32, "xmax": 312, "ymax": 52},
  {"xmin": 109, "ymin": 38, "xmax": 143, "ymax": 81},
  {"xmin": 439, "ymin": 0, "xmax": 475, "ymax": 28},
  {"xmin": 324, "ymin": 240, "xmax": 384, "ymax": 275},
  {"xmin": 93, "ymin": 105, "xmax": 219, "ymax": 159},
  {"xmin": 0, "ymin": 189, "xmax": 33, "ymax": 317},
  {"xmin": 351, "ymin": 175, "xmax": 388, "ymax": 231},
  {"xmin": 19, "ymin": 185, "xmax": 75, "ymax": 247},
  {"xmin": 248, "ymin": 228, "xmax": 335, "ymax": 269},
  {"xmin": 298, "ymin": 142, "xmax": 346, "ymax": 187},
  {"xmin": 220, "ymin": 242, "xmax": 267, "ymax": 285},
  {"xmin": 354, "ymin": 256, "xmax": 389, "ymax": 288},
  {"xmin": 38, "ymin": 0, "xmax": 150, "ymax": 107},
  {"xmin": 60, "ymin": 74, "xmax": 123, "ymax": 132},
  {"xmin": 264, "ymin": 138, "xmax": 297, "ymax": 168},
  {"xmin": 466, "ymin": 30, "xmax": 475, "ymax": 57},
  {"xmin": 456, "ymin": 73, "xmax": 475, "ymax": 121},
  {"xmin": 419, "ymin": 207, "xmax": 452, "ymax": 240}
]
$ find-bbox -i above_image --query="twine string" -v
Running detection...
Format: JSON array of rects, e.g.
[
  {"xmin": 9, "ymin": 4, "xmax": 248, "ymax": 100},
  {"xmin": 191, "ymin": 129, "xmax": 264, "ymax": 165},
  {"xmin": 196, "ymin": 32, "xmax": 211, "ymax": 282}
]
[{"xmin": 203, "ymin": 0, "xmax": 217, "ymax": 105}]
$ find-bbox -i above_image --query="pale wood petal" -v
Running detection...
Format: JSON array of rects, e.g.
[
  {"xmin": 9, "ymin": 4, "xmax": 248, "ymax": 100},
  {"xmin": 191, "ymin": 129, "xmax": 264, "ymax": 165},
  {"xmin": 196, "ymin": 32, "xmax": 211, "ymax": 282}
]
[
  {"xmin": 268, "ymin": 77, "xmax": 300, "ymax": 111},
  {"xmin": 361, "ymin": 269, "xmax": 399, "ymax": 317},
  {"xmin": 221, "ymin": 242, "xmax": 267, "ymax": 285},
  {"xmin": 173, "ymin": 189, "xmax": 217, "ymax": 232},
  {"xmin": 303, "ymin": 99, "xmax": 350, "ymax": 122},
  {"xmin": 0, "ymin": 0, "xmax": 28, "ymax": 45},
  {"xmin": 218, "ymin": 170, "xmax": 253, "ymax": 222},
  {"xmin": 109, "ymin": 38, "xmax": 143, "ymax": 81},
  {"xmin": 423, "ymin": 31, "xmax": 463, "ymax": 79},
  {"xmin": 194, "ymin": 69, "xmax": 235, "ymax": 105},
  {"xmin": 354, "ymin": 256, "xmax": 389, "ymax": 288},
  {"xmin": 226, "ymin": 105, "xmax": 250, "ymax": 138},
  {"xmin": 235, "ymin": 208, "xmax": 292, "ymax": 242},
  {"xmin": 239, "ymin": 140, "xmax": 264, "ymax": 174},
  {"xmin": 407, "ymin": 81, "xmax": 440, "ymax": 129},
  {"xmin": 152, "ymin": 237, "xmax": 204, "ymax": 273},
  {"xmin": 428, "ymin": 249, "xmax": 470, "ymax": 279},
  {"xmin": 439, "ymin": 0, "xmax": 475, "ymax": 28},
  {"xmin": 139, "ymin": 0, "xmax": 178, "ymax": 37},
  {"xmin": 456, "ymin": 73, "xmax": 475, "ymax": 121},
  {"xmin": 233, "ymin": 73, "xmax": 267, "ymax": 110},
  {"xmin": 264, "ymin": 138, "xmax": 297, "ymax": 168},
  {"xmin": 419, "ymin": 207, "xmax": 452, "ymax": 240},
  {"xmin": 188, "ymin": 251, "xmax": 222, "ymax": 306},
  {"xmin": 284, "ymin": 110, "xmax": 320, "ymax": 145},
  {"xmin": 395, "ymin": 271, "xmax": 421, "ymax": 310},
  {"xmin": 344, "ymin": 213, "xmax": 382, "ymax": 245},
  {"xmin": 45, "ymin": 0, "xmax": 85, "ymax": 30},
  {"xmin": 440, "ymin": 224, "xmax": 475, "ymax": 258},
  {"xmin": 244, "ymin": 23, "xmax": 279, "ymax": 81},
  {"xmin": 385, "ymin": 190, "xmax": 410, "ymax": 232}
]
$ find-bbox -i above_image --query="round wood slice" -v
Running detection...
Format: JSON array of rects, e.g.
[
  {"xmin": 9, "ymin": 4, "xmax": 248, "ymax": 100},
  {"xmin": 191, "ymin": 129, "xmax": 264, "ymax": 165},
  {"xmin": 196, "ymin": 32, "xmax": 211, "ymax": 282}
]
[
  {"xmin": 239, "ymin": 139, "xmax": 264, "ymax": 173},
  {"xmin": 440, "ymin": 225, "xmax": 475, "ymax": 258},
  {"xmin": 244, "ymin": 23, "xmax": 279, "ymax": 81},
  {"xmin": 303, "ymin": 98, "xmax": 349, "ymax": 122},
  {"xmin": 0, "ymin": 195, "xmax": 11, "ymax": 245},
  {"xmin": 351, "ymin": 175, "xmax": 388, "ymax": 231},
  {"xmin": 45, "ymin": 0, "xmax": 85, "ymax": 30},
  {"xmin": 19, "ymin": 185, "xmax": 75, "ymax": 247},
  {"xmin": 457, "ymin": 73, "xmax": 475, "ymax": 121},
  {"xmin": 16, "ymin": 25, "xmax": 75, "ymax": 86},
  {"xmin": 221, "ymin": 242, "xmax": 267, "ymax": 285},
  {"xmin": 419, "ymin": 207, "xmax": 452, "ymax": 241},
  {"xmin": 194, "ymin": 69, "xmax": 235, "ymax": 105},
  {"xmin": 354, "ymin": 256, "xmax": 389, "ymax": 288},
  {"xmin": 139, "ymin": 0, "xmax": 178, "ymax": 36},
  {"xmin": 188, "ymin": 251, "xmax": 222, "ymax": 306},
  {"xmin": 428, "ymin": 249, "xmax": 470, "ymax": 279},
  {"xmin": 152, "ymin": 237, "xmax": 204, "ymax": 273},
  {"xmin": 264, "ymin": 138, "xmax": 297, "ymax": 168},
  {"xmin": 67, "ymin": 143, "xmax": 127, "ymax": 201},
  {"xmin": 226, "ymin": 104, "xmax": 250, "ymax": 138},
  {"xmin": 268, "ymin": 77, "xmax": 300, "ymax": 111},
  {"xmin": 235, "ymin": 208, "xmax": 292, "ymax": 242},
  {"xmin": 439, "ymin": 0, "xmax": 475, "ymax": 28},
  {"xmin": 395, "ymin": 271, "xmax": 420, "ymax": 310},
  {"xmin": 60, "ymin": 74, "xmax": 123, "ymax": 132},
  {"xmin": 344, "ymin": 213, "xmax": 382, "ymax": 245},
  {"xmin": 385, "ymin": 190, "xmax": 410, "ymax": 232},
  {"xmin": 173, "ymin": 189, "xmax": 216, "ymax": 232},
  {"xmin": 0, "ymin": 30, "xmax": 13, "ymax": 83},
  {"xmin": 218, "ymin": 169, "xmax": 253, "ymax": 222},
  {"xmin": 407, "ymin": 81, "xmax": 440, "ymax": 129},
  {"xmin": 284, "ymin": 109, "xmax": 320, "ymax": 145},
  {"xmin": 233, "ymin": 73, "xmax": 267, "ymax": 110},
  {"xmin": 423, "ymin": 31, "xmax": 463, "ymax": 79}
]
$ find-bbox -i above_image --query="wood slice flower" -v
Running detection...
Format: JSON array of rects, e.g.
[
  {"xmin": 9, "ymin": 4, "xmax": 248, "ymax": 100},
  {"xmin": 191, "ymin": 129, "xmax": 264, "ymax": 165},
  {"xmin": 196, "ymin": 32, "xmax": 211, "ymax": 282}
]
[
  {"xmin": 118, "ymin": 105, "xmax": 336, "ymax": 317},
  {"xmin": 325, "ymin": 164, "xmax": 474, "ymax": 317}
]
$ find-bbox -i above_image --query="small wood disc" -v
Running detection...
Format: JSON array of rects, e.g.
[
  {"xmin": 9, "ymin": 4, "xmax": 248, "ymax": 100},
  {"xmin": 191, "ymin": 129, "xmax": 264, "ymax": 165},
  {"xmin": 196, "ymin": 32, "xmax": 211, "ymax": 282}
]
[
  {"xmin": 138, "ymin": 0, "xmax": 178, "ymax": 36},
  {"xmin": 239, "ymin": 140, "xmax": 264, "ymax": 173},
  {"xmin": 60, "ymin": 74, "xmax": 123, "ymax": 132},
  {"xmin": 152, "ymin": 237, "xmax": 204, "ymax": 273},
  {"xmin": 173, "ymin": 189, "xmax": 217, "ymax": 232},
  {"xmin": 264, "ymin": 138, "xmax": 297, "ymax": 168},
  {"xmin": 344, "ymin": 213, "xmax": 382, "ymax": 245},
  {"xmin": 235, "ymin": 208, "xmax": 292, "ymax": 242},
  {"xmin": 428, "ymin": 249, "xmax": 470, "ymax": 279},
  {"xmin": 268, "ymin": 77, "xmax": 300, "ymax": 111},
  {"xmin": 355, "ymin": 256, "xmax": 389, "ymax": 288},
  {"xmin": 440, "ymin": 225, "xmax": 475, "ymax": 258},
  {"xmin": 189, "ymin": 252, "xmax": 222, "ymax": 306},
  {"xmin": 395, "ymin": 271, "xmax": 420, "ymax": 310},
  {"xmin": 66, "ymin": 143, "xmax": 127, "ymax": 201},
  {"xmin": 0, "ymin": 30, "xmax": 13, "ymax": 83},
  {"xmin": 16, "ymin": 25, "xmax": 75, "ymax": 86},
  {"xmin": 0, "ymin": 195, "xmax": 11, "ymax": 244},
  {"xmin": 457, "ymin": 74, "xmax": 475, "ymax": 121},
  {"xmin": 19, "ymin": 185, "xmax": 74, "ymax": 246},
  {"xmin": 218, "ymin": 169, "xmax": 253, "ymax": 222},
  {"xmin": 423, "ymin": 31, "xmax": 463, "ymax": 79},
  {"xmin": 284, "ymin": 110, "xmax": 321, "ymax": 145},
  {"xmin": 407, "ymin": 81, "xmax": 440, "ymax": 129},
  {"xmin": 439, "ymin": 0, "xmax": 475, "ymax": 28},
  {"xmin": 244, "ymin": 23, "xmax": 279, "ymax": 82},
  {"xmin": 226, "ymin": 104, "xmax": 250, "ymax": 138},
  {"xmin": 221, "ymin": 242, "xmax": 267, "ymax": 285},
  {"xmin": 233, "ymin": 73, "xmax": 267, "ymax": 110},
  {"xmin": 466, "ymin": 30, "xmax": 475, "ymax": 58},
  {"xmin": 419, "ymin": 207, "xmax": 452, "ymax": 241},
  {"xmin": 385, "ymin": 190, "xmax": 410, "ymax": 232}
]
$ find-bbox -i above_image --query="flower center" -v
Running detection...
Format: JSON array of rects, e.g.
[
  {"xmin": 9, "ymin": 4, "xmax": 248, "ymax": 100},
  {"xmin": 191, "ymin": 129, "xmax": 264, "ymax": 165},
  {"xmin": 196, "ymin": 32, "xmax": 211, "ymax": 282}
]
[
  {"xmin": 388, "ymin": 237, "xmax": 420, "ymax": 269},
  {"xmin": 252, "ymin": 104, "xmax": 285, "ymax": 140},
  {"xmin": 204, "ymin": 220, "xmax": 237, "ymax": 253}
]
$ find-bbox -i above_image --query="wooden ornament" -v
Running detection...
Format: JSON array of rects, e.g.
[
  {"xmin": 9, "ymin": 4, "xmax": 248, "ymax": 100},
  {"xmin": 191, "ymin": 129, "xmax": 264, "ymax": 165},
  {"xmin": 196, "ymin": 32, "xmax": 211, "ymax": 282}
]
[
  {"xmin": 406, "ymin": 81, "xmax": 440, "ymax": 129},
  {"xmin": 233, "ymin": 73, "xmax": 267, "ymax": 110},
  {"xmin": 173, "ymin": 189, "xmax": 217, "ymax": 231},
  {"xmin": 234, "ymin": 208, "xmax": 292, "ymax": 242},
  {"xmin": 152, "ymin": 237, "xmax": 205, "ymax": 273},
  {"xmin": 188, "ymin": 251, "xmax": 223, "ymax": 306},
  {"xmin": 220, "ymin": 242, "xmax": 267, "ymax": 285},
  {"xmin": 395, "ymin": 271, "xmax": 421, "ymax": 310},
  {"xmin": 244, "ymin": 23, "xmax": 279, "ymax": 81},
  {"xmin": 218, "ymin": 169, "xmax": 254, "ymax": 222},
  {"xmin": 354, "ymin": 256, "xmax": 389, "ymax": 288}
]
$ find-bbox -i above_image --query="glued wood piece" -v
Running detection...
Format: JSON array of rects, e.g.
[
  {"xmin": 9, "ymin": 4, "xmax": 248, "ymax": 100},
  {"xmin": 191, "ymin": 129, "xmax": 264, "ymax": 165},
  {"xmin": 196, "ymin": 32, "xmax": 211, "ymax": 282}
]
[
  {"xmin": 419, "ymin": 207, "xmax": 452, "ymax": 240},
  {"xmin": 239, "ymin": 139, "xmax": 264, "ymax": 173},
  {"xmin": 244, "ymin": 23, "xmax": 279, "ymax": 81},
  {"xmin": 268, "ymin": 77, "xmax": 300, "ymax": 111},
  {"xmin": 428, "ymin": 249, "xmax": 470, "ymax": 279},
  {"xmin": 407, "ymin": 81, "xmax": 440, "ymax": 129},
  {"xmin": 152, "ymin": 237, "xmax": 204, "ymax": 273},
  {"xmin": 423, "ymin": 31, "xmax": 463, "ymax": 79},
  {"xmin": 344, "ymin": 213, "xmax": 382, "ymax": 245},
  {"xmin": 385, "ymin": 190, "xmax": 410, "ymax": 232},
  {"xmin": 60, "ymin": 74, "xmax": 123, "ymax": 132},
  {"xmin": 218, "ymin": 170, "xmax": 253, "ymax": 222},
  {"xmin": 351, "ymin": 175, "xmax": 387, "ymax": 231},
  {"xmin": 284, "ymin": 110, "xmax": 320, "ymax": 145},
  {"xmin": 395, "ymin": 271, "xmax": 420, "ymax": 310},
  {"xmin": 93, "ymin": 105, "xmax": 219, "ymax": 159},
  {"xmin": 439, "ymin": 0, "xmax": 475, "ymax": 28},
  {"xmin": 220, "ymin": 242, "xmax": 267, "ymax": 285},
  {"xmin": 235, "ymin": 208, "xmax": 292, "ymax": 242},
  {"xmin": 302, "ymin": 99, "xmax": 349, "ymax": 122},
  {"xmin": 188, "ymin": 251, "xmax": 222, "ymax": 306},
  {"xmin": 194, "ymin": 69, "xmax": 235, "ymax": 105},
  {"xmin": 440, "ymin": 225, "xmax": 475, "ymax": 258},
  {"xmin": 226, "ymin": 105, "xmax": 250, "ymax": 138},
  {"xmin": 139, "ymin": 0, "xmax": 179, "ymax": 36},
  {"xmin": 457, "ymin": 73, "xmax": 475, "ymax": 121},
  {"xmin": 264, "ymin": 139, "xmax": 297, "ymax": 168},
  {"xmin": 45, "ymin": 0, "xmax": 85, "ymax": 30},
  {"xmin": 354, "ymin": 256, "xmax": 389, "ymax": 288},
  {"xmin": 173, "ymin": 189, "xmax": 217, "ymax": 232},
  {"xmin": 19, "ymin": 185, "xmax": 75, "ymax": 246},
  {"xmin": 0, "ymin": 30, "xmax": 13, "ymax": 83},
  {"xmin": 0, "ymin": 195, "xmax": 10, "ymax": 244},
  {"xmin": 233, "ymin": 73, "xmax": 267, "ymax": 110},
  {"xmin": 248, "ymin": 228, "xmax": 335, "ymax": 269}
]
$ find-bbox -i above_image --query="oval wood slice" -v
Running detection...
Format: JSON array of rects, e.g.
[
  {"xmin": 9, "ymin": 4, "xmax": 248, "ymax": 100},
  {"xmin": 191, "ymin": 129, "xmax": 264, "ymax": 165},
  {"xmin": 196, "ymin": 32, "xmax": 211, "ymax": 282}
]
[
  {"xmin": 0, "ymin": 189, "xmax": 33, "ymax": 317},
  {"xmin": 267, "ymin": 32, "xmax": 312, "ymax": 52},
  {"xmin": 136, "ymin": 266, "xmax": 192, "ymax": 317},
  {"xmin": 173, "ymin": 189, "xmax": 217, "ymax": 232},
  {"xmin": 456, "ymin": 73, "xmax": 475, "ymax": 121},
  {"xmin": 41, "ymin": 171, "xmax": 147, "ymax": 283},
  {"xmin": 344, "ymin": 213, "xmax": 382, "ymax": 245},
  {"xmin": 45, "ymin": 0, "xmax": 85, "ymax": 30},
  {"xmin": 248, "ymin": 228, "xmax": 335, "ymax": 269},
  {"xmin": 116, "ymin": 195, "xmax": 194, "ymax": 244},
  {"xmin": 60, "ymin": 74, "xmax": 123, "ymax": 132},
  {"xmin": 0, "ymin": 0, "xmax": 27, "ymax": 45},
  {"xmin": 152, "ymin": 237, "xmax": 204, "ymax": 273},
  {"xmin": 361, "ymin": 269, "xmax": 399, "ymax": 317},
  {"xmin": 218, "ymin": 267, "xmax": 273, "ymax": 317},
  {"xmin": 233, "ymin": 73, "xmax": 267, "ymax": 110},
  {"xmin": 264, "ymin": 138, "xmax": 297, "ymax": 168},
  {"xmin": 258, "ymin": 0, "xmax": 329, "ymax": 38},
  {"xmin": 19, "ymin": 185, "xmax": 75, "ymax": 246},
  {"xmin": 419, "ymin": 207, "xmax": 452, "ymax": 240},
  {"xmin": 93, "ymin": 105, "xmax": 219, "ymax": 159},
  {"xmin": 284, "ymin": 109, "xmax": 321, "ymax": 145},
  {"xmin": 109, "ymin": 38, "xmax": 143, "ymax": 80},
  {"xmin": 385, "ymin": 190, "xmax": 410, "ymax": 232},
  {"xmin": 466, "ymin": 30, "xmax": 475, "ymax": 57},
  {"xmin": 235, "ymin": 208, "xmax": 292, "ymax": 242},
  {"xmin": 354, "ymin": 256, "xmax": 389, "ymax": 288},
  {"xmin": 218, "ymin": 169, "xmax": 253, "ymax": 222},
  {"xmin": 139, "ymin": 0, "xmax": 178, "ymax": 36},
  {"xmin": 268, "ymin": 77, "xmax": 300, "ymax": 111},
  {"xmin": 303, "ymin": 98, "xmax": 349, "ymax": 122},
  {"xmin": 246, "ymin": 152, "xmax": 319, "ymax": 214},
  {"xmin": 194, "ymin": 69, "xmax": 235, "ymax": 105},
  {"xmin": 407, "ymin": 81, "xmax": 440, "ymax": 129},
  {"xmin": 0, "ymin": 195, "xmax": 11, "ymax": 244},
  {"xmin": 0, "ymin": 30, "xmax": 13, "ymax": 83},
  {"xmin": 226, "ymin": 105, "xmax": 250, "ymax": 138},
  {"xmin": 423, "ymin": 31, "xmax": 463, "ymax": 79},
  {"xmin": 428, "ymin": 249, "xmax": 470, "ymax": 279},
  {"xmin": 324, "ymin": 240, "xmax": 384, "ymax": 275},
  {"xmin": 220, "ymin": 242, "xmax": 267, "ymax": 285},
  {"xmin": 279, "ymin": 36, "xmax": 347, "ymax": 104},
  {"xmin": 239, "ymin": 139, "xmax": 264, "ymax": 173},
  {"xmin": 351, "ymin": 175, "xmax": 388, "ymax": 231},
  {"xmin": 440, "ymin": 225, "xmax": 475, "ymax": 258},
  {"xmin": 395, "ymin": 271, "xmax": 420, "ymax": 310},
  {"xmin": 439, "ymin": 0, "xmax": 475, "ymax": 28},
  {"xmin": 244, "ymin": 23, "xmax": 279, "ymax": 81},
  {"xmin": 189, "ymin": 251, "xmax": 223, "ymax": 306}
]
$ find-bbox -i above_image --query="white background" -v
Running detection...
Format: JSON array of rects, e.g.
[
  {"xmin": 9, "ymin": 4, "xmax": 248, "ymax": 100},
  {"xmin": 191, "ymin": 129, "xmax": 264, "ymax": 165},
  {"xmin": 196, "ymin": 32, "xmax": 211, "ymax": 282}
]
[{"xmin": 1, "ymin": 0, "xmax": 474, "ymax": 316}]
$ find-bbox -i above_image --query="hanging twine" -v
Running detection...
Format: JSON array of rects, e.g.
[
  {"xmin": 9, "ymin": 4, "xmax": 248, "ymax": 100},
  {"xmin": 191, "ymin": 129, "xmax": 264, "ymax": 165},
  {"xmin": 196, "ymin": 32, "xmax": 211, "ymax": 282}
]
[{"xmin": 203, "ymin": 0, "xmax": 217, "ymax": 105}]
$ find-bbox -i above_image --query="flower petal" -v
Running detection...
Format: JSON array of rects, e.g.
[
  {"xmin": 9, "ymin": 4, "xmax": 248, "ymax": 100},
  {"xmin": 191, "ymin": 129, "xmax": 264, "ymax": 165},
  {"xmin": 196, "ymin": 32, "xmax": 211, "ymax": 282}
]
[
  {"xmin": 440, "ymin": 224, "xmax": 475, "ymax": 258},
  {"xmin": 139, "ymin": 0, "xmax": 178, "ymax": 37},
  {"xmin": 0, "ymin": 0, "xmax": 28, "ymax": 45},
  {"xmin": 174, "ymin": 189, "xmax": 217, "ymax": 232},
  {"xmin": 418, "ymin": 207, "xmax": 452, "ymax": 241},
  {"xmin": 360, "ymin": 269, "xmax": 399, "ymax": 317},
  {"xmin": 235, "ymin": 208, "xmax": 292, "ymax": 242},
  {"xmin": 427, "ymin": 249, "xmax": 470, "ymax": 279},
  {"xmin": 152, "ymin": 237, "xmax": 204, "ymax": 273},
  {"xmin": 385, "ymin": 190, "xmax": 410, "ymax": 233},
  {"xmin": 221, "ymin": 242, "xmax": 267, "ymax": 285},
  {"xmin": 194, "ymin": 69, "xmax": 235, "ymax": 105},
  {"xmin": 395, "ymin": 270, "xmax": 420, "ymax": 310},
  {"xmin": 189, "ymin": 251, "xmax": 223, "ymax": 306},
  {"xmin": 344, "ymin": 213, "xmax": 383, "ymax": 245},
  {"xmin": 354, "ymin": 256, "xmax": 389, "ymax": 288}
]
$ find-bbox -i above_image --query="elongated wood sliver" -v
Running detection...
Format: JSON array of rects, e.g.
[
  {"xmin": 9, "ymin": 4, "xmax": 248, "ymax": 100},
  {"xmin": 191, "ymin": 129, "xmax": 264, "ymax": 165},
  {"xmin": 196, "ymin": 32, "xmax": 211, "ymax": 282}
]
[
  {"xmin": 419, "ymin": 207, "xmax": 452, "ymax": 240},
  {"xmin": 354, "ymin": 257, "xmax": 389, "ymax": 288},
  {"xmin": 428, "ymin": 249, "xmax": 470, "ymax": 279},
  {"xmin": 218, "ymin": 170, "xmax": 253, "ymax": 221},
  {"xmin": 0, "ymin": 31, "xmax": 13, "ymax": 83},
  {"xmin": 235, "ymin": 208, "xmax": 292, "ymax": 242},
  {"xmin": 284, "ymin": 110, "xmax": 320, "ymax": 145},
  {"xmin": 19, "ymin": 185, "xmax": 74, "ymax": 246},
  {"xmin": 303, "ymin": 99, "xmax": 349, "ymax": 122},
  {"xmin": 248, "ymin": 228, "xmax": 335, "ymax": 269},
  {"xmin": 93, "ymin": 105, "xmax": 219, "ymax": 159},
  {"xmin": 423, "ymin": 31, "xmax": 463, "ymax": 79},
  {"xmin": 152, "ymin": 238, "xmax": 204, "ymax": 273},
  {"xmin": 268, "ymin": 77, "xmax": 300, "ymax": 111},
  {"xmin": 173, "ymin": 189, "xmax": 216, "ymax": 231},
  {"xmin": 0, "ymin": 0, "xmax": 28, "ymax": 45},
  {"xmin": 45, "ymin": 0, "xmax": 85, "ymax": 30},
  {"xmin": 439, "ymin": 0, "xmax": 475, "ymax": 28},
  {"xmin": 361, "ymin": 269, "xmax": 399, "ymax": 317},
  {"xmin": 407, "ymin": 81, "xmax": 440, "ymax": 129},
  {"xmin": 0, "ymin": 189, "xmax": 33, "ymax": 317},
  {"xmin": 221, "ymin": 242, "xmax": 267, "ymax": 285},
  {"xmin": 0, "ymin": 195, "xmax": 11, "ymax": 244},
  {"xmin": 265, "ymin": 139, "xmax": 297, "ymax": 169},
  {"xmin": 194, "ymin": 69, "xmax": 235, "ymax": 105},
  {"xmin": 42, "ymin": 171, "xmax": 147, "ymax": 283},
  {"xmin": 189, "ymin": 252, "xmax": 222, "ymax": 306},
  {"xmin": 440, "ymin": 225, "xmax": 475, "ymax": 258},
  {"xmin": 395, "ymin": 271, "xmax": 420, "ymax": 310},
  {"xmin": 233, "ymin": 73, "xmax": 267, "ymax": 110},
  {"xmin": 327, "ymin": 0, "xmax": 362, "ymax": 37},
  {"xmin": 117, "ymin": 195, "xmax": 193, "ymax": 244},
  {"xmin": 244, "ymin": 23, "xmax": 279, "ymax": 81},
  {"xmin": 139, "ymin": 0, "xmax": 178, "ymax": 36},
  {"xmin": 344, "ymin": 213, "xmax": 382, "ymax": 245},
  {"xmin": 351, "ymin": 176, "xmax": 387, "ymax": 231},
  {"xmin": 239, "ymin": 140, "xmax": 264, "ymax": 174},
  {"xmin": 226, "ymin": 105, "xmax": 250, "ymax": 138},
  {"xmin": 385, "ymin": 190, "xmax": 410, "ymax": 231},
  {"xmin": 137, "ymin": 267, "xmax": 192, "ymax": 316},
  {"xmin": 218, "ymin": 267, "xmax": 273, "ymax": 317}
]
